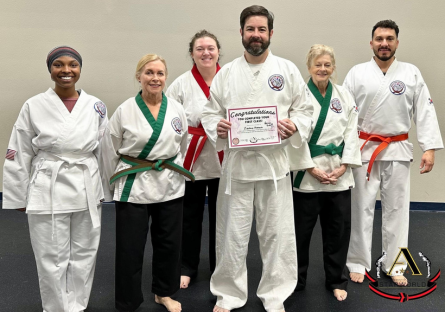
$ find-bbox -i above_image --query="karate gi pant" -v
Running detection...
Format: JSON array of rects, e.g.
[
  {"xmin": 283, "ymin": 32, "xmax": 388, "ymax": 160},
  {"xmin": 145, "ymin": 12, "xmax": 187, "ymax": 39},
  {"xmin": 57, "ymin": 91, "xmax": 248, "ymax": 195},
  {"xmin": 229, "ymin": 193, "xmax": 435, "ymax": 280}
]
[
  {"xmin": 293, "ymin": 190, "xmax": 351, "ymax": 291},
  {"xmin": 181, "ymin": 178, "xmax": 219, "ymax": 278},
  {"xmin": 347, "ymin": 161, "xmax": 410, "ymax": 276},
  {"xmin": 115, "ymin": 197, "xmax": 183, "ymax": 312},
  {"xmin": 28, "ymin": 207, "xmax": 102, "ymax": 312},
  {"xmin": 210, "ymin": 175, "xmax": 297, "ymax": 312}
]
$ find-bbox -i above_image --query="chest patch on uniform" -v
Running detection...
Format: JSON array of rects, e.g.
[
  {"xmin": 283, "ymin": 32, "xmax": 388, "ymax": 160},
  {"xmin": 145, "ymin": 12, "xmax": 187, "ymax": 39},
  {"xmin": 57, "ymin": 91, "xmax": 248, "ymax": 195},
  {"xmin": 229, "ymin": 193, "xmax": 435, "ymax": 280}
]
[
  {"xmin": 389, "ymin": 80, "xmax": 406, "ymax": 95},
  {"xmin": 330, "ymin": 98, "xmax": 343, "ymax": 113},
  {"xmin": 428, "ymin": 98, "xmax": 434, "ymax": 105},
  {"xmin": 171, "ymin": 117, "xmax": 182, "ymax": 134},
  {"xmin": 94, "ymin": 101, "xmax": 106, "ymax": 118},
  {"xmin": 268, "ymin": 74, "xmax": 285, "ymax": 91}
]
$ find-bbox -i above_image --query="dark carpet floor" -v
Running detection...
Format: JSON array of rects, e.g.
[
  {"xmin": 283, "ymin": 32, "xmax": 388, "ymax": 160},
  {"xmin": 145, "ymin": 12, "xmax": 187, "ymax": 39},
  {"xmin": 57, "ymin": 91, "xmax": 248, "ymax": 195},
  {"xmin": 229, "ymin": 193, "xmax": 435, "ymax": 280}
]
[{"xmin": 0, "ymin": 203, "xmax": 444, "ymax": 312}]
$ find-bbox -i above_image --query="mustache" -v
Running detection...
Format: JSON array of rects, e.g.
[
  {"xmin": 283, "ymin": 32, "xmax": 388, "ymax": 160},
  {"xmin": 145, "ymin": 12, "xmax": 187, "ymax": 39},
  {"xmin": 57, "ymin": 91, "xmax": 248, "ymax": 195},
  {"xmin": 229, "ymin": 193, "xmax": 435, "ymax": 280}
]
[
  {"xmin": 378, "ymin": 47, "xmax": 391, "ymax": 51},
  {"xmin": 249, "ymin": 37, "xmax": 263, "ymax": 43}
]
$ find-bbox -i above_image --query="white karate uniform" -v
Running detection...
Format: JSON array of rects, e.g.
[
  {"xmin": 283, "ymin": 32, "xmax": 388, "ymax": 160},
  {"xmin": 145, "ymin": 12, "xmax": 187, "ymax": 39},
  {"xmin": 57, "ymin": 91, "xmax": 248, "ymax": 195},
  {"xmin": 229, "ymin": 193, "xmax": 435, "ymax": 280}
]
[
  {"xmin": 166, "ymin": 71, "xmax": 221, "ymax": 180},
  {"xmin": 288, "ymin": 83, "xmax": 362, "ymax": 191},
  {"xmin": 343, "ymin": 58, "xmax": 443, "ymax": 275},
  {"xmin": 201, "ymin": 51, "xmax": 312, "ymax": 312},
  {"xmin": 101, "ymin": 95, "xmax": 188, "ymax": 203},
  {"xmin": 3, "ymin": 88, "xmax": 108, "ymax": 312}
]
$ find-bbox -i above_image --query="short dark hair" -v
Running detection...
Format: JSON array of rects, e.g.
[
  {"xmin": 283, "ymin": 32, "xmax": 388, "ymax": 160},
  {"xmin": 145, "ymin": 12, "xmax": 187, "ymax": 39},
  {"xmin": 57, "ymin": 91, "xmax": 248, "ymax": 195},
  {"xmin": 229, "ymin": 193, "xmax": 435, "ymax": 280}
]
[
  {"xmin": 372, "ymin": 20, "xmax": 399, "ymax": 38},
  {"xmin": 240, "ymin": 5, "xmax": 274, "ymax": 31},
  {"xmin": 188, "ymin": 29, "xmax": 221, "ymax": 54}
]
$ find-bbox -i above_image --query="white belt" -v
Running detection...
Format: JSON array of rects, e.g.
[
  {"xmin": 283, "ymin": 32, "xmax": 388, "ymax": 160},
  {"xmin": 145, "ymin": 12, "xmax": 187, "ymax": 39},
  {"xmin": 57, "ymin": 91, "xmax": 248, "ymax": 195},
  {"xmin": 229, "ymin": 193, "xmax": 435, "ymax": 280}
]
[
  {"xmin": 36, "ymin": 151, "xmax": 101, "ymax": 239},
  {"xmin": 224, "ymin": 150, "xmax": 278, "ymax": 195}
]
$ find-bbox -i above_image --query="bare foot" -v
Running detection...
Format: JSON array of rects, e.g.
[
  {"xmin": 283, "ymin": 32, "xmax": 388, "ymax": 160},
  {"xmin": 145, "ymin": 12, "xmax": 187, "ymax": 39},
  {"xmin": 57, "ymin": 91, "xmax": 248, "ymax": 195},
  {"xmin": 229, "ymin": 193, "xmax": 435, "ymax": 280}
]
[
  {"xmin": 391, "ymin": 275, "xmax": 408, "ymax": 286},
  {"xmin": 180, "ymin": 275, "xmax": 191, "ymax": 289},
  {"xmin": 349, "ymin": 272, "xmax": 364, "ymax": 283},
  {"xmin": 333, "ymin": 289, "xmax": 347, "ymax": 301},
  {"xmin": 213, "ymin": 305, "xmax": 230, "ymax": 312},
  {"xmin": 155, "ymin": 295, "xmax": 181, "ymax": 312}
]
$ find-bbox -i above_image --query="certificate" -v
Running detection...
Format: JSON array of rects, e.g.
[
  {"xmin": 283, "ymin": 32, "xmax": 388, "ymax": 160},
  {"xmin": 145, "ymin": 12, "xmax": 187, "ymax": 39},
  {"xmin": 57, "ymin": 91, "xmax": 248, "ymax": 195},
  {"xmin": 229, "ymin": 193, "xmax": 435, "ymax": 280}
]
[{"xmin": 228, "ymin": 106, "xmax": 281, "ymax": 148}]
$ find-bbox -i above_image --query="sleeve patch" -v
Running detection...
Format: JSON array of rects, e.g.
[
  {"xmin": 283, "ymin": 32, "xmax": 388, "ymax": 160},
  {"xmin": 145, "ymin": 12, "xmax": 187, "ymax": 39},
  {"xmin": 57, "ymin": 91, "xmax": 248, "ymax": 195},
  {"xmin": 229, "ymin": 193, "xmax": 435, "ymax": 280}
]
[
  {"xmin": 5, "ymin": 149, "xmax": 16, "ymax": 160},
  {"xmin": 94, "ymin": 101, "xmax": 106, "ymax": 118}
]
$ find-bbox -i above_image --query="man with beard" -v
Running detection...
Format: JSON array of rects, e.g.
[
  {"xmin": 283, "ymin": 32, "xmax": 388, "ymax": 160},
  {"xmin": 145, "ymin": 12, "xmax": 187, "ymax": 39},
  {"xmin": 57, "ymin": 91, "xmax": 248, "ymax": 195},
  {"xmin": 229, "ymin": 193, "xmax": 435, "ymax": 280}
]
[
  {"xmin": 343, "ymin": 20, "xmax": 443, "ymax": 286},
  {"xmin": 201, "ymin": 5, "xmax": 312, "ymax": 312}
]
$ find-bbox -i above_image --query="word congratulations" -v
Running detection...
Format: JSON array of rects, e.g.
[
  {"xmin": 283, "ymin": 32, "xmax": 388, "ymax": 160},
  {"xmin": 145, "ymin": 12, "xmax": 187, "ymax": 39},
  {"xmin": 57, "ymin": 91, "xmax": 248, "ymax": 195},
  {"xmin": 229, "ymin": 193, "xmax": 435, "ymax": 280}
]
[{"xmin": 230, "ymin": 109, "xmax": 276, "ymax": 118}]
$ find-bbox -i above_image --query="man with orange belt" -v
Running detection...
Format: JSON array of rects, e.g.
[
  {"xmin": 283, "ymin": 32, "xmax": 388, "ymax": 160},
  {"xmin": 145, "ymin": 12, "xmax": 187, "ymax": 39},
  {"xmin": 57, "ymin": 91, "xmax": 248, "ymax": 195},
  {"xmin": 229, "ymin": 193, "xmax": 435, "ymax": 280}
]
[{"xmin": 343, "ymin": 20, "xmax": 443, "ymax": 286}]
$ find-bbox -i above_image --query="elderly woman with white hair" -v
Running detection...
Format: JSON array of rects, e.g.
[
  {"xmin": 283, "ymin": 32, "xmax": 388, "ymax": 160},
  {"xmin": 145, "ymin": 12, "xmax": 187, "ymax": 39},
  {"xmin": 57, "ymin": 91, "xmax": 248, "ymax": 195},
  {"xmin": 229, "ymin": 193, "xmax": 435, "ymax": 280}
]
[{"xmin": 287, "ymin": 44, "xmax": 361, "ymax": 301}]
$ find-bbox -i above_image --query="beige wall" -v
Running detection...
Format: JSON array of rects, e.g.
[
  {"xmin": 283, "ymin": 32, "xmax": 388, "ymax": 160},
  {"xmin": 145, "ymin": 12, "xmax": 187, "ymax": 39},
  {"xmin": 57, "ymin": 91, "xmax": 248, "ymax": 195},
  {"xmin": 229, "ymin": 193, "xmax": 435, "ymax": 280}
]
[{"xmin": 1, "ymin": 0, "xmax": 444, "ymax": 202}]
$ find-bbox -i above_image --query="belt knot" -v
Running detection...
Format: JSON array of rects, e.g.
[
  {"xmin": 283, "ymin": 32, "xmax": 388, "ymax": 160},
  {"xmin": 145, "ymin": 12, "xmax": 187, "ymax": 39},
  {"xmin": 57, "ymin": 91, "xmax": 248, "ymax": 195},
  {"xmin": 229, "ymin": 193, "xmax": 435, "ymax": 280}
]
[{"xmin": 153, "ymin": 159, "xmax": 165, "ymax": 171}]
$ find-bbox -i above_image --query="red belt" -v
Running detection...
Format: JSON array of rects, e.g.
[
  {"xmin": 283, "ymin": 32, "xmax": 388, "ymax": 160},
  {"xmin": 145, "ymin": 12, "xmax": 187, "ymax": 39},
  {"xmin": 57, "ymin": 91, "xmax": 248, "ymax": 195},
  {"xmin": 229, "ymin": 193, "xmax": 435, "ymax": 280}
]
[
  {"xmin": 183, "ymin": 123, "xmax": 224, "ymax": 171},
  {"xmin": 359, "ymin": 131, "xmax": 408, "ymax": 180}
]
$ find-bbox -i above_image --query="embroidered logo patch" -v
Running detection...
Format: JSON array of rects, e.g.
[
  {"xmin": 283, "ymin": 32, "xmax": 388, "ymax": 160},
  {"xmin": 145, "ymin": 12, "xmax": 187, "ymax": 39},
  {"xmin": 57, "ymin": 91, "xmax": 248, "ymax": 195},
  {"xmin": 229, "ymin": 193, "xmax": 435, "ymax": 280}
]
[
  {"xmin": 171, "ymin": 117, "xmax": 182, "ymax": 134},
  {"xmin": 330, "ymin": 98, "xmax": 343, "ymax": 113},
  {"xmin": 5, "ymin": 149, "xmax": 16, "ymax": 160},
  {"xmin": 389, "ymin": 80, "xmax": 406, "ymax": 95},
  {"xmin": 428, "ymin": 98, "xmax": 434, "ymax": 105},
  {"xmin": 268, "ymin": 74, "xmax": 285, "ymax": 91},
  {"xmin": 354, "ymin": 105, "xmax": 359, "ymax": 113},
  {"xmin": 94, "ymin": 101, "xmax": 106, "ymax": 118}
]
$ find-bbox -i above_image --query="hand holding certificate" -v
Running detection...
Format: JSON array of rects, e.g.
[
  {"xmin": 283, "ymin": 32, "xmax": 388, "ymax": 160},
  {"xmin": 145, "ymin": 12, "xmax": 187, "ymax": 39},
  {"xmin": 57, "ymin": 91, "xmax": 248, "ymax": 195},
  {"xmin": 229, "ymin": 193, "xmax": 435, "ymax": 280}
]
[{"xmin": 228, "ymin": 106, "xmax": 281, "ymax": 148}]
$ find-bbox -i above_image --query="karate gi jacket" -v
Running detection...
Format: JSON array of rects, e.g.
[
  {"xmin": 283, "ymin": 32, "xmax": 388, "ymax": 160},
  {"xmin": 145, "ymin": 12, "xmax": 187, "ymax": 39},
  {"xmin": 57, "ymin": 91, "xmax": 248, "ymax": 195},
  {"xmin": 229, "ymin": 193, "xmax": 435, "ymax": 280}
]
[
  {"xmin": 166, "ymin": 70, "xmax": 221, "ymax": 180},
  {"xmin": 202, "ymin": 51, "xmax": 312, "ymax": 185},
  {"xmin": 3, "ymin": 88, "xmax": 108, "ymax": 216},
  {"xmin": 343, "ymin": 58, "xmax": 443, "ymax": 162},
  {"xmin": 288, "ymin": 82, "xmax": 362, "ymax": 192},
  {"xmin": 101, "ymin": 94, "xmax": 188, "ymax": 204}
]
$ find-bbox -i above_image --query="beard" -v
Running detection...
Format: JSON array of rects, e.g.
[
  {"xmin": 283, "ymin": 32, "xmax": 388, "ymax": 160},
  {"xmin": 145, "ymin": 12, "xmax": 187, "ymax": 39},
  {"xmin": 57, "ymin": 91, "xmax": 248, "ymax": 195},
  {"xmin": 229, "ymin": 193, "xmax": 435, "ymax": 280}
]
[
  {"xmin": 242, "ymin": 35, "xmax": 271, "ymax": 57},
  {"xmin": 373, "ymin": 47, "xmax": 396, "ymax": 62}
]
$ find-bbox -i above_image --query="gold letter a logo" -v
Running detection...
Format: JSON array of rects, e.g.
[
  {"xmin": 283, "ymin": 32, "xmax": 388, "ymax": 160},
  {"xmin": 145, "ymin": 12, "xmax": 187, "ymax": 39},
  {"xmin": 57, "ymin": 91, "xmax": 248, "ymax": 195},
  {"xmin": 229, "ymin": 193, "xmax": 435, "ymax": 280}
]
[{"xmin": 388, "ymin": 248, "xmax": 422, "ymax": 276}]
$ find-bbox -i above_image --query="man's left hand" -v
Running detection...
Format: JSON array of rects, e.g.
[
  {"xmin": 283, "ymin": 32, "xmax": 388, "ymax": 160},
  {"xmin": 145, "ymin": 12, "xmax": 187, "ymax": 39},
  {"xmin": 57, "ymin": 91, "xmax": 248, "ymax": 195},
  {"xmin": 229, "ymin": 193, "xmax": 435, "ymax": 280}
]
[
  {"xmin": 420, "ymin": 150, "xmax": 435, "ymax": 174},
  {"xmin": 278, "ymin": 119, "xmax": 297, "ymax": 140}
]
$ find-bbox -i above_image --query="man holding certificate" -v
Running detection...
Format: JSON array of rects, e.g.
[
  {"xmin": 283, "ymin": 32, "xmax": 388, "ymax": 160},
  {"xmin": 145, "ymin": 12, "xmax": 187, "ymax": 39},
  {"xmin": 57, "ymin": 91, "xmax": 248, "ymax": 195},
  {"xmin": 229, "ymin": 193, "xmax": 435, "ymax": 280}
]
[{"xmin": 201, "ymin": 5, "xmax": 312, "ymax": 312}]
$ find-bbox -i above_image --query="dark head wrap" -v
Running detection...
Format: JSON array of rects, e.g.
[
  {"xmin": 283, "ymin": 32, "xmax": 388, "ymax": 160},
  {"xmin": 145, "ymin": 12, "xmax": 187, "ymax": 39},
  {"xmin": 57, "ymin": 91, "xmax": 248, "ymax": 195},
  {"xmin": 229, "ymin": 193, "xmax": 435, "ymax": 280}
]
[{"xmin": 46, "ymin": 46, "xmax": 82, "ymax": 73}]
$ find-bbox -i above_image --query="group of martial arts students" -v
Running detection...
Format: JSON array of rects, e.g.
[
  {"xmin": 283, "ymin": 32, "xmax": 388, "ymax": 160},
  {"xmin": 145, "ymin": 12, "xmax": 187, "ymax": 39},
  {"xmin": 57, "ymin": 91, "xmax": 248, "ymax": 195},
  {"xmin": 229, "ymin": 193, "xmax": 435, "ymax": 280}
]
[{"xmin": 2, "ymin": 4, "xmax": 443, "ymax": 312}]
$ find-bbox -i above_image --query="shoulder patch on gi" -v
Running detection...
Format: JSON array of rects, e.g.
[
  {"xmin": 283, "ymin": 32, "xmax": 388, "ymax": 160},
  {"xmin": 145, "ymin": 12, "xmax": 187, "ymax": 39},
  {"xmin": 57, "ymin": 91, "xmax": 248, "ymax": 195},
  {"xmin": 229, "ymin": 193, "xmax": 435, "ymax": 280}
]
[
  {"xmin": 94, "ymin": 101, "xmax": 106, "ymax": 118},
  {"xmin": 330, "ymin": 98, "xmax": 343, "ymax": 113},
  {"xmin": 389, "ymin": 80, "xmax": 406, "ymax": 95},
  {"xmin": 171, "ymin": 117, "xmax": 182, "ymax": 134},
  {"xmin": 354, "ymin": 105, "xmax": 359, "ymax": 113},
  {"xmin": 5, "ymin": 149, "xmax": 16, "ymax": 160},
  {"xmin": 268, "ymin": 74, "xmax": 285, "ymax": 91},
  {"xmin": 428, "ymin": 98, "xmax": 434, "ymax": 105}
]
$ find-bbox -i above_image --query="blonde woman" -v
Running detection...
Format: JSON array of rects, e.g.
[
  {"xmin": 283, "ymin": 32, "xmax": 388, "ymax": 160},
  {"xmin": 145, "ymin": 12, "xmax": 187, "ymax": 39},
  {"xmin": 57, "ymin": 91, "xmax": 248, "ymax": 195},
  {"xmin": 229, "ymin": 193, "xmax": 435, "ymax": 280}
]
[{"xmin": 101, "ymin": 54, "xmax": 192, "ymax": 312}]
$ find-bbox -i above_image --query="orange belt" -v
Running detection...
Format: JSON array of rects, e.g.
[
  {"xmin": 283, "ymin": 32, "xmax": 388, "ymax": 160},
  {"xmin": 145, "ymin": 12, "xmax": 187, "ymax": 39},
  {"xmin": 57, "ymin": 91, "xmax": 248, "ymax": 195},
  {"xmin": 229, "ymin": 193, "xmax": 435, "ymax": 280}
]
[
  {"xmin": 359, "ymin": 131, "xmax": 409, "ymax": 180},
  {"xmin": 183, "ymin": 124, "xmax": 224, "ymax": 171}
]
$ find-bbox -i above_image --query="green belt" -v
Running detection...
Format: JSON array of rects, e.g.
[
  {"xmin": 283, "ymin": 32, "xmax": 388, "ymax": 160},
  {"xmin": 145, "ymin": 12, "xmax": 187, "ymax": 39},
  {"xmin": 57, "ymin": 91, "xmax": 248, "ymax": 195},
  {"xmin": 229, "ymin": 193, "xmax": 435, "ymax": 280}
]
[
  {"xmin": 309, "ymin": 142, "xmax": 344, "ymax": 158},
  {"xmin": 293, "ymin": 142, "xmax": 344, "ymax": 188},
  {"xmin": 110, "ymin": 154, "xmax": 195, "ymax": 185}
]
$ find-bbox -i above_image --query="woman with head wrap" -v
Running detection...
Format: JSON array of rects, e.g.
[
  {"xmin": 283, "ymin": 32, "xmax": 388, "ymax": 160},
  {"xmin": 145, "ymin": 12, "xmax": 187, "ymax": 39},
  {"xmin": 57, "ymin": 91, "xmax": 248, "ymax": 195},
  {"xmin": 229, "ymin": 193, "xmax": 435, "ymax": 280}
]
[{"xmin": 2, "ymin": 46, "xmax": 108, "ymax": 311}]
